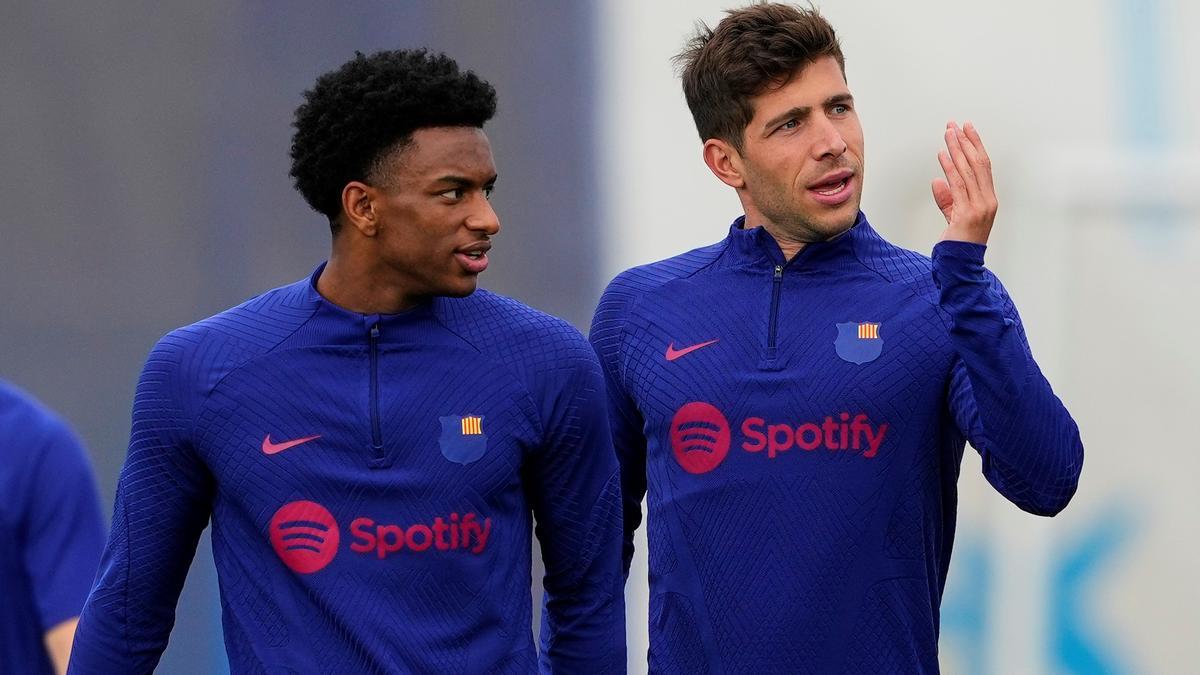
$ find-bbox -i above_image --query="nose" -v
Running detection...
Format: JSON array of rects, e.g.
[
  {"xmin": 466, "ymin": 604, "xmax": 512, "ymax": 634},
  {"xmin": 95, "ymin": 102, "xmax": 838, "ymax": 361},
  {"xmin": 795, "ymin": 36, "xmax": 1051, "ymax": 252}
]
[
  {"xmin": 812, "ymin": 117, "xmax": 848, "ymax": 161},
  {"xmin": 466, "ymin": 195, "xmax": 501, "ymax": 235}
]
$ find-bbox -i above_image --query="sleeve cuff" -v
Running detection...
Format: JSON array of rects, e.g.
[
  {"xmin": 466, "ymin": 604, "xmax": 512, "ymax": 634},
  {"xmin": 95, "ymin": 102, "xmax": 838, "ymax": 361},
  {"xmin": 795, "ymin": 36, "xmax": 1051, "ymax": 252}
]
[
  {"xmin": 932, "ymin": 240, "xmax": 987, "ymax": 264},
  {"xmin": 931, "ymin": 241, "xmax": 988, "ymax": 292}
]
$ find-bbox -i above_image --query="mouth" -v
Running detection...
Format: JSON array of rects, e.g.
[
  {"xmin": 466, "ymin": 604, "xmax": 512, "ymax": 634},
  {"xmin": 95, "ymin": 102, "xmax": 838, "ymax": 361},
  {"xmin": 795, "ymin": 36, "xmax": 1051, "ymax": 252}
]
[
  {"xmin": 454, "ymin": 241, "xmax": 491, "ymax": 275},
  {"xmin": 806, "ymin": 170, "xmax": 856, "ymax": 207}
]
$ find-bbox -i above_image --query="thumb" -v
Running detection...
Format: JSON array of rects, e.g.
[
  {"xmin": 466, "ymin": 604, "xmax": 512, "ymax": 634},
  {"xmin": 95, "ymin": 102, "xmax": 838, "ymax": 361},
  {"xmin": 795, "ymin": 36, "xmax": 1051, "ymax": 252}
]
[{"xmin": 931, "ymin": 178, "xmax": 954, "ymax": 224}]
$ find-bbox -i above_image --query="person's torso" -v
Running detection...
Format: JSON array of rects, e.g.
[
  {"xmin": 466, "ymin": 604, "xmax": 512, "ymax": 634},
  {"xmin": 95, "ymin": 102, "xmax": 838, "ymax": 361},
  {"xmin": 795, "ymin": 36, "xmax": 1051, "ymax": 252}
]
[
  {"xmin": 620, "ymin": 222, "xmax": 963, "ymax": 674},
  {"xmin": 187, "ymin": 280, "xmax": 558, "ymax": 673},
  {"xmin": 0, "ymin": 385, "xmax": 68, "ymax": 675}
]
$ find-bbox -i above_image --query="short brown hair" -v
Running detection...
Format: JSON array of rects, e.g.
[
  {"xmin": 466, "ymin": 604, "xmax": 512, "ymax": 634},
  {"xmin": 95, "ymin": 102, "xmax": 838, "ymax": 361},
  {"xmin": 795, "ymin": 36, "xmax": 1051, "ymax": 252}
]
[{"xmin": 676, "ymin": 3, "xmax": 844, "ymax": 150}]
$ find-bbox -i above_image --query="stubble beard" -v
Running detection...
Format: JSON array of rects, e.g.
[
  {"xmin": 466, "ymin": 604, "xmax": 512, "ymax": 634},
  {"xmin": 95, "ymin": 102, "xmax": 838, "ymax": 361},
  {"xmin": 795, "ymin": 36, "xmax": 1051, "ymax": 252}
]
[
  {"xmin": 744, "ymin": 160, "xmax": 862, "ymax": 246},
  {"xmin": 756, "ymin": 184, "xmax": 861, "ymax": 245}
]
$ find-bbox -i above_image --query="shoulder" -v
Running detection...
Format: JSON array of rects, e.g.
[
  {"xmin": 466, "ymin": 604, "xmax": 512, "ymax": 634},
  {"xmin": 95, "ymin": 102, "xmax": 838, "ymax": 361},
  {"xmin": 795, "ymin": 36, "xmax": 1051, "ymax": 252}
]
[
  {"xmin": 434, "ymin": 289, "xmax": 599, "ymax": 384},
  {"xmin": 603, "ymin": 239, "xmax": 729, "ymax": 299},
  {"xmin": 174, "ymin": 276, "xmax": 318, "ymax": 352},
  {"xmin": 0, "ymin": 381, "xmax": 79, "ymax": 446},
  {"xmin": 140, "ymin": 276, "xmax": 320, "ymax": 408},
  {"xmin": 595, "ymin": 238, "xmax": 730, "ymax": 327},
  {"xmin": 0, "ymin": 380, "xmax": 55, "ymax": 434},
  {"xmin": 436, "ymin": 288, "xmax": 590, "ymax": 357},
  {"xmin": 850, "ymin": 225, "xmax": 939, "ymax": 304},
  {"xmin": 0, "ymin": 380, "xmax": 88, "ymax": 478}
]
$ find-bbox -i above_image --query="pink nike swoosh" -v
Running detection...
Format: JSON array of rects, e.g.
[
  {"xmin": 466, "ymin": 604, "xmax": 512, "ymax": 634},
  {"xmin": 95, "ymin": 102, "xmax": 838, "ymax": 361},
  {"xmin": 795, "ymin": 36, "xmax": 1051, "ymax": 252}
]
[
  {"xmin": 665, "ymin": 339, "xmax": 720, "ymax": 361},
  {"xmin": 262, "ymin": 434, "xmax": 322, "ymax": 455}
]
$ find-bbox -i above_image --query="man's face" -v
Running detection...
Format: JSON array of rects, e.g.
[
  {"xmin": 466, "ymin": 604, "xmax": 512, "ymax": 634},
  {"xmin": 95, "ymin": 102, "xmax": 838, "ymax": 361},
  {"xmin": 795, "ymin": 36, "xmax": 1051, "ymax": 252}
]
[
  {"xmin": 370, "ymin": 126, "xmax": 499, "ymax": 300},
  {"xmin": 737, "ymin": 56, "xmax": 864, "ymax": 243}
]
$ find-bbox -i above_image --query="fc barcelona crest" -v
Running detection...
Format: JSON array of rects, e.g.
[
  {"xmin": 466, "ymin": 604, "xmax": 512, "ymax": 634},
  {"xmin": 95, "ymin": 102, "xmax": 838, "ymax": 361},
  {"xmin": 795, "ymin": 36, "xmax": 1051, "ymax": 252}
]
[
  {"xmin": 834, "ymin": 322, "xmax": 883, "ymax": 364},
  {"xmin": 439, "ymin": 415, "xmax": 488, "ymax": 464}
]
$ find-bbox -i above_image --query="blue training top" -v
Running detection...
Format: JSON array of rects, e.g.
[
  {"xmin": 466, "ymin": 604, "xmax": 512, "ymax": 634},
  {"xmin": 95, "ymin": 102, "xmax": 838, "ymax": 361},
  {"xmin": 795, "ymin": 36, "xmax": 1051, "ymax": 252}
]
[
  {"xmin": 0, "ymin": 380, "xmax": 105, "ymax": 675},
  {"xmin": 70, "ymin": 265, "xmax": 625, "ymax": 674},
  {"xmin": 590, "ymin": 213, "xmax": 1083, "ymax": 674}
]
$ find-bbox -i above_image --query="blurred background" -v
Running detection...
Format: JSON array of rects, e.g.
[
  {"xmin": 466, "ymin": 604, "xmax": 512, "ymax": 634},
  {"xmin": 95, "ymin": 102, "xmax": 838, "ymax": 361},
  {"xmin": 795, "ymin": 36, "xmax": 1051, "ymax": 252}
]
[{"xmin": 2, "ymin": 0, "xmax": 1195, "ymax": 673}]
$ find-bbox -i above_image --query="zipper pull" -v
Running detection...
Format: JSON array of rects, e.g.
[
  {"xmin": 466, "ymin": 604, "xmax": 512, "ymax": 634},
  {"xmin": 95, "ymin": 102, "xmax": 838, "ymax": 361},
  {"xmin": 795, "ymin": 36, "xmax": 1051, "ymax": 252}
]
[
  {"xmin": 370, "ymin": 323, "xmax": 380, "ymax": 339},
  {"xmin": 774, "ymin": 264, "xmax": 783, "ymax": 280}
]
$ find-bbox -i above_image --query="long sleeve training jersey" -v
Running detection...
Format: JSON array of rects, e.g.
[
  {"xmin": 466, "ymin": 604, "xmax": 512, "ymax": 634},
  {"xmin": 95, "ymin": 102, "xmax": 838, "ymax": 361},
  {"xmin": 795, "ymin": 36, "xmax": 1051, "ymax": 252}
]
[
  {"xmin": 71, "ymin": 264, "xmax": 625, "ymax": 674},
  {"xmin": 589, "ymin": 213, "xmax": 1082, "ymax": 674},
  {"xmin": 0, "ymin": 381, "xmax": 105, "ymax": 675}
]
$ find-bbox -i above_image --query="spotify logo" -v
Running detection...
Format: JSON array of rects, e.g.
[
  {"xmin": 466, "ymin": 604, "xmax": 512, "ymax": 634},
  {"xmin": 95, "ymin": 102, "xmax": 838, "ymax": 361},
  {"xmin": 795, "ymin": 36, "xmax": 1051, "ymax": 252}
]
[
  {"xmin": 269, "ymin": 501, "xmax": 340, "ymax": 574},
  {"xmin": 670, "ymin": 402, "xmax": 731, "ymax": 474}
]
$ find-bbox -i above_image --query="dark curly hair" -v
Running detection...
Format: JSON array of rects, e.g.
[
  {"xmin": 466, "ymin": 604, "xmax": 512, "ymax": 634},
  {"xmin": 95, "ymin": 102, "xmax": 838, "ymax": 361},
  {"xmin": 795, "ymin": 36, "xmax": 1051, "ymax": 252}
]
[
  {"xmin": 676, "ymin": 3, "xmax": 843, "ymax": 151},
  {"xmin": 289, "ymin": 49, "xmax": 497, "ymax": 230}
]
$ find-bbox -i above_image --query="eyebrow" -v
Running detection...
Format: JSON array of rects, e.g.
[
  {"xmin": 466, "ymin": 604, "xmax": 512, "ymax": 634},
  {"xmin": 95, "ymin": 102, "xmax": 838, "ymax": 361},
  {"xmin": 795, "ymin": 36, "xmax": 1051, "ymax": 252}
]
[
  {"xmin": 761, "ymin": 93, "xmax": 854, "ymax": 135},
  {"xmin": 432, "ymin": 174, "xmax": 498, "ymax": 188}
]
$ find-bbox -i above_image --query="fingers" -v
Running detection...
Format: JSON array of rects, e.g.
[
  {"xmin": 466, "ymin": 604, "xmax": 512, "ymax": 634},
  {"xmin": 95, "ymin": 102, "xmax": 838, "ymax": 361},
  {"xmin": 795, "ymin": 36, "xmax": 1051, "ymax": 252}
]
[
  {"xmin": 931, "ymin": 178, "xmax": 954, "ymax": 224},
  {"xmin": 944, "ymin": 123, "xmax": 980, "ymax": 203},
  {"xmin": 962, "ymin": 123, "xmax": 991, "ymax": 176},
  {"xmin": 935, "ymin": 120, "xmax": 998, "ymax": 244},
  {"xmin": 937, "ymin": 147, "xmax": 968, "ymax": 211},
  {"xmin": 961, "ymin": 122, "xmax": 996, "ymax": 207},
  {"xmin": 948, "ymin": 121, "xmax": 998, "ymax": 200}
]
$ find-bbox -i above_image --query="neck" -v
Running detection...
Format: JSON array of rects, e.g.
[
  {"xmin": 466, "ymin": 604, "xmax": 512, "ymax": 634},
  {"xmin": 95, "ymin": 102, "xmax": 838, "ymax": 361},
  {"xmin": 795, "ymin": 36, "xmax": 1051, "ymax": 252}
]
[
  {"xmin": 317, "ymin": 249, "xmax": 421, "ymax": 314},
  {"xmin": 741, "ymin": 211, "xmax": 807, "ymax": 261},
  {"xmin": 760, "ymin": 223, "xmax": 807, "ymax": 261}
]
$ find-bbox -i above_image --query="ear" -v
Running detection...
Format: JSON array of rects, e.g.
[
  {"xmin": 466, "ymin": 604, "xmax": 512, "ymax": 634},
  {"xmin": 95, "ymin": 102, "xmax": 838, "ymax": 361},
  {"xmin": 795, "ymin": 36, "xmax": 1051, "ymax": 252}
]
[
  {"xmin": 340, "ymin": 181, "xmax": 380, "ymax": 237},
  {"xmin": 702, "ymin": 138, "xmax": 747, "ymax": 190}
]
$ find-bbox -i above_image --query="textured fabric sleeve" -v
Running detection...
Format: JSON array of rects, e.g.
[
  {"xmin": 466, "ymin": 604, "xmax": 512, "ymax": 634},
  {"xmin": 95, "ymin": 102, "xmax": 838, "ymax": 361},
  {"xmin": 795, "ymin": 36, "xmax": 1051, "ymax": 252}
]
[
  {"xmin": 22, "ymin": 416, "xmax": 106, "ymax": 632},
  {"xmin": 69, "ymin": 332, "xmax": 216, "ymax": 674},
  {"xmin": 526, "ymin": 331, "xmax": 626, "ymax": 674},
  {"xmin": 589, "ymin": 277, "xmax": 648, "ymax": 578},
  {"xmin": 935, "ymin": 241, "xmax": 1083, "ymax": 516}
]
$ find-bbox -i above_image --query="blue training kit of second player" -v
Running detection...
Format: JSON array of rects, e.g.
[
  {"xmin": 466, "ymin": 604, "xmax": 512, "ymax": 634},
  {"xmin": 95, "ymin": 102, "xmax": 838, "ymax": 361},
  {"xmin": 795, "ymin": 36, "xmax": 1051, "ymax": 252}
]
[
  {"xmin": 0, "ymin": 380, "xmax": 105, "ymax": 675},
  {"xmin": 70, "ymin": 264, "xmax": 625, "ymax": 674},
  {"xmin": 590, "ymin": 212, "xmax": 1083, "ymax": 674}
]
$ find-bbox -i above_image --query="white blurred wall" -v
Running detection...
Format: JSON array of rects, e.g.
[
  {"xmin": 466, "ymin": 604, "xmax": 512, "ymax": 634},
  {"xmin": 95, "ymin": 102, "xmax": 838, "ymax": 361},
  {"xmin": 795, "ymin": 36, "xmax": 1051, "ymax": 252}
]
[{"xmin": 596, "ymin": 2, "xmax": 1199, "ymax": 673}]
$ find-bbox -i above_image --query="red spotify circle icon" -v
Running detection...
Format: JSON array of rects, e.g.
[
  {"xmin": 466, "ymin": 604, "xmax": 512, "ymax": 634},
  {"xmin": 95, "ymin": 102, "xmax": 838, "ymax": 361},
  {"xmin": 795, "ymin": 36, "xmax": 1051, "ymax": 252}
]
[
  {"xmin": 270, "ymin": 500, "xmax": 340, "ymax": 574},
  {"xmin": 670, "ymin": 402, "xmax": 731, "ymax": 474}
]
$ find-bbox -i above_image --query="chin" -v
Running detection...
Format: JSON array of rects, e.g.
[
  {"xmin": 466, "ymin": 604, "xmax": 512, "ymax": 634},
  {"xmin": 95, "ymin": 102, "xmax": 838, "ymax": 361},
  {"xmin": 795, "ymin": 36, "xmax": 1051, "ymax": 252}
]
[
  {"xmin": 822, "ymin": 202, "xmax": 861, "ymax": 233},
  {"xmin": 440, "ymin": 280, "xmax": 480, "ymax": 298}
]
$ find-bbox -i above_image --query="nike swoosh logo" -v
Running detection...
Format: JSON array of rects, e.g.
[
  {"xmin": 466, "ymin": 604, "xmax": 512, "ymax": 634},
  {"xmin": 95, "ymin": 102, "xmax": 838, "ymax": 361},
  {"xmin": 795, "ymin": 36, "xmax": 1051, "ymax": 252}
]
[
  {"xmin": 262, "ymin": 434, "xmax": 322, "ymax": 455},
  {"xmin": 665, "ymin": 339, "xmax": 719, "ymax": 361}
]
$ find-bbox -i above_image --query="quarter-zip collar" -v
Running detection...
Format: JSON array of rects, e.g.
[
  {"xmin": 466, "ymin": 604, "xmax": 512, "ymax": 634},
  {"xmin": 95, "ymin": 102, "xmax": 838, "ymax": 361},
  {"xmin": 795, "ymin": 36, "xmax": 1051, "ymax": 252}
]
[
  {"xmin": 303, "ymin": 262, "xmax": 417, "ymax": 469},
  {"xmin": 302, "ymin": 262, "xmax": 438, "ymax": 344},
  {"xmin": 726, "ymin": 210, "xmax": 874, "ymax": 273}
]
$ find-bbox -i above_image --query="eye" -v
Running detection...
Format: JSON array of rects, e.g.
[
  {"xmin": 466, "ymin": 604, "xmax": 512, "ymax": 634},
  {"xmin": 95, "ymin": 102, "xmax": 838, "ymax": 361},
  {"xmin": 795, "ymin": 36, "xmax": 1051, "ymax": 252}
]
[
  {"xmin": 483, "ymin": 185, "xmax": 495, "ymax": 200},
  {"xmin": 771, "ymin": 118, "xmax": 800, "ymax": 135},
  {"xmin": 831, "ymin": 103, "xmax": 851, "ymax": 115},
  {"xmin": 439, "ymin": 188, "xmax": 466, "ymax": 200}
]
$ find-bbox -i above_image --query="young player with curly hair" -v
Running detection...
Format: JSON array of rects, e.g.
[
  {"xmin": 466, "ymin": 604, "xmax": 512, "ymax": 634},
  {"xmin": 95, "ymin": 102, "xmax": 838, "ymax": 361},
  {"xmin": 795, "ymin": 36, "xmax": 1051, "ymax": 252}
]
[{"xmin": 70, "ymin": 50, "xmax": 625, "ymax": 674}]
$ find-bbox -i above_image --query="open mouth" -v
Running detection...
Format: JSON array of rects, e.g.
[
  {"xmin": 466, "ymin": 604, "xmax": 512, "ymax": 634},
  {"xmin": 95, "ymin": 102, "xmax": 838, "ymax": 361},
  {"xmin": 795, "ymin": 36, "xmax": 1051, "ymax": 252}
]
[
  {"xmin": 806, "ymin": 171, "xmax": 855, "ymax": 206},
  {"xmin": 813, "ymin": 178, "xmax": 848, "ymax": 195},
  {"xmin": 455, "ymin": 243, "xmax": 491, "ymax": 274}
]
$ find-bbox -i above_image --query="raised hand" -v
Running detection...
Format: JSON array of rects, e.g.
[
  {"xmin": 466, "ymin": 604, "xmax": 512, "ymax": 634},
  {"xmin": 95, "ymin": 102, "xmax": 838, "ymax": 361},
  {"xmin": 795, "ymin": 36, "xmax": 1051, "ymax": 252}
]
[{"xmin": 931, "ymin": 121, "xmax": 997, "ymax": 245}]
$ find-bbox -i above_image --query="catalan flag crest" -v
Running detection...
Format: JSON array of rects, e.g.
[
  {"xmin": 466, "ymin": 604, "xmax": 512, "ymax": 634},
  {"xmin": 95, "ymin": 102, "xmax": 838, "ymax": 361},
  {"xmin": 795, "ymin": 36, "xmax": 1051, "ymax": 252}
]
[
  {"xmin": 439, "ymin": 415, "xmax": 488, "ymax": 464},
  {"xmin": 857, "ymin": 322, "xmax": 880, "ymax": 340},
  {"xmin": 460, "ymin": 415, "xmax": 483, "ymax": 435},
  {"xmin": 834, "ymin": 321, "xmax": 884, "ymax": 364}
]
